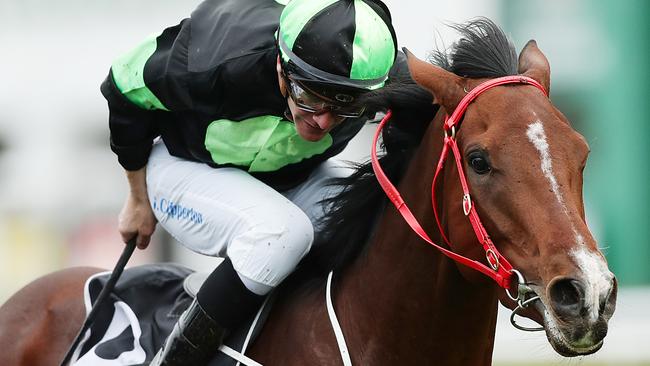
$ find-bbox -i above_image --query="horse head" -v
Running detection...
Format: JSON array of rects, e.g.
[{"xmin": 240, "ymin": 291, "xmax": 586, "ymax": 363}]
[{"xmin": 405, "ymin": 39, "xmax": 617, "ymax": 356}]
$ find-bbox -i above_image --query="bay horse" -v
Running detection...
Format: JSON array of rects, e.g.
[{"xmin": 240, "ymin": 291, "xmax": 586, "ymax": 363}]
[{"xmin": 0, "ymin": 19, "xmax": 616, "ymax": 365}]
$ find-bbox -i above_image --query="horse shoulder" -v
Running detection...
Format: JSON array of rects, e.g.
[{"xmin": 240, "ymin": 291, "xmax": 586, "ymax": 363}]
[
  {"xmin": 248, "ymin": 282, "xmax": 343, "ymax": 365},
  {"xmin": 0, "ymin": 266, "xmax": 103, "ymax": 366}
]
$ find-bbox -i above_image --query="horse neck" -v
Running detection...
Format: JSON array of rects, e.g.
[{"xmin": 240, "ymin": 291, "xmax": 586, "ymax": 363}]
[{"xmin": 337, "ymin": 112, "xmax": 499, "ymax": 364}]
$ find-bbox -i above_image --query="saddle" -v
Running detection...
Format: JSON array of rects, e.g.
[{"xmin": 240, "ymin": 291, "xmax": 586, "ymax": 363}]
[{"xmin": 70, "ymin": 263, "xmax": 274, "ymax": 366}]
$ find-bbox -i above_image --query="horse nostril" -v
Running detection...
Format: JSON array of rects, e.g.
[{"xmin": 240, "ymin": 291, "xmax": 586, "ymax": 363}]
[{"xmin": 549, "ymin": 278, "xmax": 585, "ymax": 319}]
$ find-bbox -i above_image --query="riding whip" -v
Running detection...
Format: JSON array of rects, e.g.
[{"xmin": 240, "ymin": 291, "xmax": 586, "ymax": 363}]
[{"xmin": 59, "ymin": 237, "xmax": 137, "ymax": 366}]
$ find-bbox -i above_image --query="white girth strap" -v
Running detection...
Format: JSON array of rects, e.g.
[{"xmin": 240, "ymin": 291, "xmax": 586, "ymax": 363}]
[
  {"xmin": 326, "ymin": 271, "xmax": 353, "ymax": 366},
  {"xmin": 217, "ymin": 295, "xmax": 271, "ymax": 366},
  {"xmin": 217, "ymin": 272, "xmax": 351, "ymax": 365},
  {"xmin": 219, "ymin": 345, "xmax": 263, "ymax": 366}
]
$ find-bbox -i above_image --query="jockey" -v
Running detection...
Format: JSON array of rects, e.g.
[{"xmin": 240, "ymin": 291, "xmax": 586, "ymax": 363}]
[{"xmin": 101, "ymin": 0, "xmax": 398, "ymax": 364}]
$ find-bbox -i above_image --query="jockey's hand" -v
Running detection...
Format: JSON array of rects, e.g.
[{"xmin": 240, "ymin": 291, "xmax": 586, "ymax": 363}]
[{"xmin": 119, "ymin": 168, "xmax": 158, "ymax": 250}]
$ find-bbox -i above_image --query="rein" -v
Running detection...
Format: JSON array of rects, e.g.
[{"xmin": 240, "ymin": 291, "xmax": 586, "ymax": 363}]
[{"xmin": 371, "ymin": 75, "xmax": 548, "ymax": 329}]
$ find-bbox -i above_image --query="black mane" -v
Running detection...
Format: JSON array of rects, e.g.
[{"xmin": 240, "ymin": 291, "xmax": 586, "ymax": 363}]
[
  {"xmin": 429, "ymin": 18, "xmax": 518, "ymax": 78},
  {"xmin": 292, "ymin": 18, "xmax": 518, "ymax": 285}
]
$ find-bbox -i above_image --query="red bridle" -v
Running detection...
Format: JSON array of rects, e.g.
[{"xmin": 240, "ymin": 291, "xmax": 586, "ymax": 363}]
[{"xmin": 371, "ymin": 75, "xmax": 548, "ymax": 290}]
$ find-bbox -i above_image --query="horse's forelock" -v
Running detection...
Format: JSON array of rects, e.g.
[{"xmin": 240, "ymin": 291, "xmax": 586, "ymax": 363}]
[{"xmin": 430, "ymin": 18, "xmax": 518, "ymax": 78}]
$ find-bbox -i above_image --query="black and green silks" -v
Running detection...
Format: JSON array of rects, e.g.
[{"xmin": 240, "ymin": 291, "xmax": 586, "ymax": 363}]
[{"xmin": 101, "ymin": 0, "xmax": 393, "ymax": 190}]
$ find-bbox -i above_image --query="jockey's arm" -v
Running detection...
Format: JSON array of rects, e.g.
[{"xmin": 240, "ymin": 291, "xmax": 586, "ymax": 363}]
[
  {"xmin": 118, "ymin": 167, "xmax": 157, "ymax": 250},
  {"xmin": 102, "ymin": 23, "xmax": 192, "ymax": 249}
]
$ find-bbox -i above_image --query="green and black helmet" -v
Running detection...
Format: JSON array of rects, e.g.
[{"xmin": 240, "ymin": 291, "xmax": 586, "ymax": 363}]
[{"xmin": 277, "ymin": 0, "xmax": 398, "ymax": 105}]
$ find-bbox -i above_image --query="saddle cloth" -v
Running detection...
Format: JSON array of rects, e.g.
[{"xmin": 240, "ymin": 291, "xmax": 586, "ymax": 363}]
[{"xmin": 70, "ymin": 263, "xmax": 273, "ymax": 366}]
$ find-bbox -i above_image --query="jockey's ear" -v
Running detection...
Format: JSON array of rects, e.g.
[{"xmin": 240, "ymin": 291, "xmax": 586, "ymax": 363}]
[
  {"xmin": 518, "ymin": 40, "xmax": 551, "ymax": 94},
  {"xmin": 403, "ymin": 48, "xmax": 465, "ymax": 113}
]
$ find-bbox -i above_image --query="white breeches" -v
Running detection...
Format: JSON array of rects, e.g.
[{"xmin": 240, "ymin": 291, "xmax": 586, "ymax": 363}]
[{"xmin": 146, "ymin": 142, "xmax": 352, "ymax": 290}]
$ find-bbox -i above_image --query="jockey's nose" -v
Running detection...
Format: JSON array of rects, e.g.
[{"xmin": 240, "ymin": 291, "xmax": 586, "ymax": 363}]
[{"xmin": 312, "ymin": 111, "xmax": 343, "ymax": 131}]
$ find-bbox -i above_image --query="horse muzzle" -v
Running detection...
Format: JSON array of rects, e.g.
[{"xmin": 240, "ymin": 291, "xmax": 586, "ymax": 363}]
[{"xmin": 537, "ymin": 275, "xmax": 617, "ymax": 357}]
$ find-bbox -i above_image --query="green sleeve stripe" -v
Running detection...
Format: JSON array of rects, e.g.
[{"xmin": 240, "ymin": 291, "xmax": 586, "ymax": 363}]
[
  {"xmin": 111, "ymin": 33, "xmax": 169, "ymax": 111},
  {"xmin": 350, "ymin": 0, "xmax": 394, "ymax": 88},
  {"xmin": 279, "ymin": 0, "xmax": 339, "ymax": 62},
  {"xmin": 205, "ymin": 116, "xmax": 332, "ymax": 172}
]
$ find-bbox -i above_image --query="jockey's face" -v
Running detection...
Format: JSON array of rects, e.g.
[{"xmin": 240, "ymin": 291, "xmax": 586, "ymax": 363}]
[
  {"xmin": 277, "ymin": 57, "xmax": 350, "ymax": 142},
  {"xmin": 285, "ymin": 95, "xmax": 346, "ymax": 142}
]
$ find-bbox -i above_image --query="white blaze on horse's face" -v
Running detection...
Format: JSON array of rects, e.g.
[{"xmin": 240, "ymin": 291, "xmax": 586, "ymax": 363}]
[
  {"xmin": 525, "ymin": 119, "xmax": 614, "ymax": 298},
  {"xmin": 525, "ymin": 118, "xmax": 616, "ymax": 354},
  {"xmin": 526, "ymin": 120, "xmax": 567, "ymax": 215}
]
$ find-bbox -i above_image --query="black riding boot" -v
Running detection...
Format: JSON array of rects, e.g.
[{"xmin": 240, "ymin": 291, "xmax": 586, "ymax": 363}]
[
  {"xmin": 150, "ymin": 258, "xmax": 265, "ymax": 366},
  {"xmin": 149, "ymin": 298, "xmax": 226, "ymax": 366}
]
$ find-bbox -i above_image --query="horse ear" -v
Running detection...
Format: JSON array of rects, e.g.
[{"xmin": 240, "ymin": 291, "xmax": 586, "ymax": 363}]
[
  {"xmin": 403, "ymin": 48, "xmax": 465, "ymax": 112},
  {"xmin": 518, "ymin": 40, "xmax": 551, "ymax": 94}
]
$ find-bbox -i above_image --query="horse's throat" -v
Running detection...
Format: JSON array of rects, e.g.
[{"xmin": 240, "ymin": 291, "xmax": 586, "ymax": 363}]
[{"xmin": 337, "ymin": 226, "xmax": 499, "ymax": 363}]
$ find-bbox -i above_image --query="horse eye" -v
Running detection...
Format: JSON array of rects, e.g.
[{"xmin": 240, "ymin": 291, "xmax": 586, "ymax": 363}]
[{"xmin": 468, "ymin": 152, "xmax": 491, "ymax": 174}]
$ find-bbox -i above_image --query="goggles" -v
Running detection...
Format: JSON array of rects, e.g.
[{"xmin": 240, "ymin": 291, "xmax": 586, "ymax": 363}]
[{"xmin": 283, "ymin": 74, "xmax": 367, "ymax": 119}]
